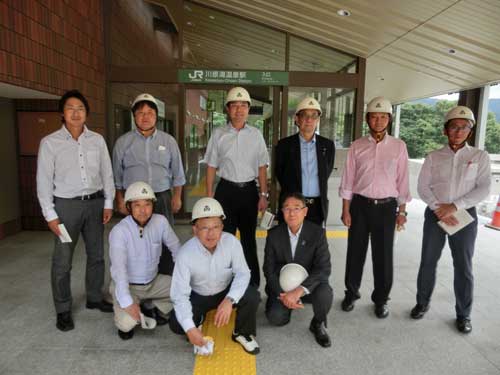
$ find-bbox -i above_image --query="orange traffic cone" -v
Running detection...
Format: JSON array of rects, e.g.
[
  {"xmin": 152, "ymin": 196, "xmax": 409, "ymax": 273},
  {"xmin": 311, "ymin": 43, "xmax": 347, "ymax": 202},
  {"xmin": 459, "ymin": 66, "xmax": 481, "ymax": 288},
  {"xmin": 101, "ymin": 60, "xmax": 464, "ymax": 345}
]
[{"xmin": 486, "ymin": 195, "xmax": 500, "ymax": 231}]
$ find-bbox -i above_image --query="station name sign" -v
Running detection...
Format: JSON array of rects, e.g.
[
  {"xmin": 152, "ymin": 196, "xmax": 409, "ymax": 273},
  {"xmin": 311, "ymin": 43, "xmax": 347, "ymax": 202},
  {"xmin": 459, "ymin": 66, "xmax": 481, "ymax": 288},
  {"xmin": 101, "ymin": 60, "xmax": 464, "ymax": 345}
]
[{"xmin": 178, "ymin": 69, "xmax": 289, "ymax": 86}]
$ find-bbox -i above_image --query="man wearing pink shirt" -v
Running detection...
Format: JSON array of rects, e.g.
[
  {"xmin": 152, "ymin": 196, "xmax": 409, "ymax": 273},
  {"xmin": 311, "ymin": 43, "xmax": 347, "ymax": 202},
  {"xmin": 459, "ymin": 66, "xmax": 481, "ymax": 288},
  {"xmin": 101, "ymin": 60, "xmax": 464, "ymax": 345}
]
[{"xmin": 339, "ymin": 96, "xmax": 411, "ymax": 318}]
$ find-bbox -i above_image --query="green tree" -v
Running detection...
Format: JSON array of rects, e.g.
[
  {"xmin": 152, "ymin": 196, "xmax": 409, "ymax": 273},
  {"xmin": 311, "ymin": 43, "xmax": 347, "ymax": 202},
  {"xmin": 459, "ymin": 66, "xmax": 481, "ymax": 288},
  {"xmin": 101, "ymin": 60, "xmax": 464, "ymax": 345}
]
[{"xmin": 485, "ymin": 112, "xmax": 500, "ymax": 154}]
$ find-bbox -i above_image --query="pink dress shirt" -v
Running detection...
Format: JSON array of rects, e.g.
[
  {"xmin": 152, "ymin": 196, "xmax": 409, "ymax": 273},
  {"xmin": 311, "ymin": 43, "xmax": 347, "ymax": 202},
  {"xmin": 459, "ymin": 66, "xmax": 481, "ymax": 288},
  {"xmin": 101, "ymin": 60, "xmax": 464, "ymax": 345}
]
[{"xmin": 339, "ymin": 135, "xmax": 411, "ymax": 205}]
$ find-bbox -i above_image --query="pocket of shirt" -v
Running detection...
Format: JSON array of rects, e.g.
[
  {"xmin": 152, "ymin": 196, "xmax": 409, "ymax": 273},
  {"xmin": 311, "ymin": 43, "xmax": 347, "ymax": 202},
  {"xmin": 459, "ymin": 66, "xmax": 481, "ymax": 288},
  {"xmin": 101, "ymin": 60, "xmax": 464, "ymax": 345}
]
[
  {"xmin": 86, "ymin": 149, "xmax": 100, "ymax": 170},
  {"xmin": 463, "ymin": 162, "xmax": 478, "ymax": 180},
  {"xmin": 152, "ymin": 149, "xmax": 170, "ymax": 167}
]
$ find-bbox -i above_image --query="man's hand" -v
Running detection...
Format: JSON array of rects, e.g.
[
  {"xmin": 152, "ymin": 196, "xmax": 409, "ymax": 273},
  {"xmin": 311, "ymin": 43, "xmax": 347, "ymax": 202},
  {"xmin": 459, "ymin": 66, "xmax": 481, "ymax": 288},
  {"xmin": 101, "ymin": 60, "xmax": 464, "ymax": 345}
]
[
  {"xmin": 47, "ymin": 219, "xmax": 62, "ymax": 236},
  {"xmin": 171, "ymin": 195, "xmax": 182, "ymax": 214},
  {"xmin": 186, "ymin": 327, "xmax": 206, "ymax": 347},
  {"xmin": 434, "ymin": 203, "xmax": 457, "ymax": 220},
  {"xmin": 396, "ymin": 214, "xmax": 407, "ymax": 230},
  {"xmin": 258, "ymin": 196, "xmax": 268, "ymax": 213},
  {"xmin": 440, "ymin": 215, "xmax": 459, "ymax": 226},
  {"xmin": 279, "ymin": 287, "xmax": 305, "ymax": 310},
  {"xmin": 103, "ymin": 208, "xmax": 113, "ymax": 224},
  {"xmin": 214, "ymin": 297, "xmax": 233, "ymax": 328},
  {"xmin": 341, "ymin": 210, "xmax": 351, "ymax": 228},
  {"xmin": 124, "ymin": 303, "xmax": 141, "ymax": 322}
]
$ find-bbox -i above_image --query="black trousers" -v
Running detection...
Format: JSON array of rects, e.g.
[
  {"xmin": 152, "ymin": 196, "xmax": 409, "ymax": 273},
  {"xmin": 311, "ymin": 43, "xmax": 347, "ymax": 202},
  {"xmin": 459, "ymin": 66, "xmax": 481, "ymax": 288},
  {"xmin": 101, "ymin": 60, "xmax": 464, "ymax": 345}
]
[
  {"xmin": 169, "ymin": 285, "xmax": 260, "ymax": 336},
  {"xmin": 154, "ymin": 190, "xmax": 174, "ymax": 275},
  {"xmin": 265, "ymin": 282, "xmax": 333, "ymax": 326},
  {"xmin": 215, "ymin": 179, "xmax": 260, "ymax": 286},
  {"xmin": 416, "ymin": 207, "xmax": 477, "ymax": 319},
  {"xmin": 344, "ymin": 195, "xmax": 397, "ymax": 305}
]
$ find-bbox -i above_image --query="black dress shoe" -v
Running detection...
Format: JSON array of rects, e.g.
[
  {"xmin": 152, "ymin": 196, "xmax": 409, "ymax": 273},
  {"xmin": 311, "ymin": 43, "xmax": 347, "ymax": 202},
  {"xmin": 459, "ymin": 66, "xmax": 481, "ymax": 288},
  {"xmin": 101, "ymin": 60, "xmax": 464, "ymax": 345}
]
[
  {"xmin": 142, "ymin": 306, "xmax": 169, "ymax": 326},
  {"xmin": 118, "ymin": 329, "xmax": 134, "ymax": 340},
  {"xmin": 456, "ymin": 318, "xmax": 472, "ymax": 334},
  {"xmin": 86, "ymin": 300, "xmax": 113, "ymax": 313},
  {"xmin": 341, "ymin": 295, "xmax": 355, "ymax": 312},
  {"xmin": 410, "ymin": 304, "xmax": 429, "ymax": 319},
  {"xmin": 56, "ymin": 311, "xmax": 74, "ymax": 332},
  {"xmin": 309, "ymin": 319, "xmax": 331, "ymax": 348},
  {"xmin": 375, "ymin": 304, "xmax": 389, "ymax": 319}
]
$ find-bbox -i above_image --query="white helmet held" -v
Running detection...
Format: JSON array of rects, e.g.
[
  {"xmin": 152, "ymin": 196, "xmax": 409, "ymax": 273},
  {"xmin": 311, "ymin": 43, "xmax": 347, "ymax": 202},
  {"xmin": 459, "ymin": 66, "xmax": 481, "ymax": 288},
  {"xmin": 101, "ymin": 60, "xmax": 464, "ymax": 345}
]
[
  {"xmin": 124, "ymin": 181, "xmax": 156, "ymax": 203},
  {"xmin": 131, "ymin": 93, "xmax": 158, "ymax": 111},
  {"xmin": 225, "ymin": 87, "xmax": 251, "ymax": 106},
  {"xmin": 192, "ymin": 197, "xmax": 226, "ymax": 222},
  {"xmin": 295, "ymin": 97, "xmax": 322, "ymax": 116},
  {"xmin": 366, "ymin": 96, "xmax": 392, "ymax": 114},
  {"xmin": 444, "ymin": 106, "xmax": 475, "ymax": 125},
  {"xmin": 279, "ymin": 263, "xmax": 309, "ymax": 292}
]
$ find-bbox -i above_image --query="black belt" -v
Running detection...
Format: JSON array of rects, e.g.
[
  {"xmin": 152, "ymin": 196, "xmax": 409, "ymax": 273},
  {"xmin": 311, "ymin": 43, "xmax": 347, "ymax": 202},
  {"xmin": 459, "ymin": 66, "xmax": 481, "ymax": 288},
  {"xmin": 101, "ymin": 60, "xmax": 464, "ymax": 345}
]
[
  {"xmin": 354, "ymin": 194, "xmax": 395, "ymax": 205},
  {"xmin": 304, "ymin": 197, "xmax": 320, "ymax": 205},
  {"xmin": 220, "ymin": 178, "xmax": 255, "ymax": 188},
  {"xmin": 58, "ymin": 190, "xmax": 104, "ymax": 201}
]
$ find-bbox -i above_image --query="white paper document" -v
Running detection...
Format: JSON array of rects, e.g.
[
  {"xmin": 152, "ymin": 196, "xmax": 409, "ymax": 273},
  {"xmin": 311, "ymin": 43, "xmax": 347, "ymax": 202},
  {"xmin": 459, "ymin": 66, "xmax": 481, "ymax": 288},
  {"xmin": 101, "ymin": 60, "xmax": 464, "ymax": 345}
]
[
  {"xmin": 57, "ymin": 224, "xmax": 72, "ymax": 243},
  {"xmin": 437, "ymin": 209, "xmax": 474, "ymax": 236}
]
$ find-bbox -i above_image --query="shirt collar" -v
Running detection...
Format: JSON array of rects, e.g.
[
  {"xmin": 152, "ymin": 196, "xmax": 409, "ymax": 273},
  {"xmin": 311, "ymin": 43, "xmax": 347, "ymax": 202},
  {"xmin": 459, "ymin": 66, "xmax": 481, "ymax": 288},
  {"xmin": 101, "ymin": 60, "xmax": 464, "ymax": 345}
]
[
  {"xmin": 228, "ymin": 122, "xmax": 248, "ymax": 131},
  {"xmin": 299, "ymin": 133, "xmax": 316, "ymax": 144},
  {"xmin": 134, "ymin": 127, "xmax": 157, "ymax": 138},
  {"xmin": 367, "ymin": 133, "xmax": 388, "ymax": 145},
  {"xmin": 287, "ymin": 223, "xmax": 303, "ymax": 239},
  {"xmin": 61, "ymin": 124, "xmax": 89, "ymax": 140}
]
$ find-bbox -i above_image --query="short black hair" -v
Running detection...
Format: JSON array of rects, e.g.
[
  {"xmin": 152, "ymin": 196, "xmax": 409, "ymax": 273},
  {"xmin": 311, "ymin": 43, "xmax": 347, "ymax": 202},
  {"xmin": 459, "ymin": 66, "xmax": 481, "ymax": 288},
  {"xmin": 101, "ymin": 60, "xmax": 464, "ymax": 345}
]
[
  {"xmin": 282, "ymin": 191, "xmax": 306, "ymax": 206},
  {"xmin": 58, "ymin": 89, "xmax": 90, "ymax": 114},
  {"xmin": 132, "ymin": 101, "xmax": 158, "ymax": 115}
]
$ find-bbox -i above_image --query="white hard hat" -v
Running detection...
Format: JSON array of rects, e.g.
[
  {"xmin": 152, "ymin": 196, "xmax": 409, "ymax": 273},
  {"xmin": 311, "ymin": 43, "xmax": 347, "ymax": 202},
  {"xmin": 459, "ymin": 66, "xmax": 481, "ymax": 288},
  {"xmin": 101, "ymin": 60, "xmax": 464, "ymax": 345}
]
[
  {"xmin": 225, "ymin": 87, "xmax": 251, "ymax": 106},
  {"xmin": 131, "ymin": 93, "xmax": 158, "ymax": 110},
  {"xmin": 191, "ymin": 197, "xmax": 226, "ymax": 222},
  {"xmin": 295, "ymin": 97, "xmax": 322, "ymax": 116},
  {"xmin": 124, "ymin": 181, "xmax": 156, "ymax": 203},
  {"xmin": 444, "ymin": 106, "xmax": 475, "ymax": 125},
  {"xmin": 366, "ymin": 96, "xmax": 392, "ymax": 114},
  {"xmin": 279, "ymin": 263, "xmax": 309, "ymax": 292}
]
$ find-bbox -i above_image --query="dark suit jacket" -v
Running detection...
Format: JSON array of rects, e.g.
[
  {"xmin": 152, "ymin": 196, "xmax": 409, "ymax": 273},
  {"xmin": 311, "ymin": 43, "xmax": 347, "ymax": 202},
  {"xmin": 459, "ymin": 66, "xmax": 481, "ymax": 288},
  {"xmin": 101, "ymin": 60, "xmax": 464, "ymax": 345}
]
[
  {"xmin": 275, "ymin": 133, "xmax": 335, "ymax": 221},
  {"xmin": 263, "ymin": 220, "xmax": 331, "ymax": 297}
]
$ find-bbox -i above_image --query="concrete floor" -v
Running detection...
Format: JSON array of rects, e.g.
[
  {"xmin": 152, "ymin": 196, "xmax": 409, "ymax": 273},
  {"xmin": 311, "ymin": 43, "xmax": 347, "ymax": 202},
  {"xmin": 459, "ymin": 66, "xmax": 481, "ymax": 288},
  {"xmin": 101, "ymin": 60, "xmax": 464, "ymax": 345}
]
[{"xmin": 1, "ymin": 199, "xmax": 500, "ymax": 375}]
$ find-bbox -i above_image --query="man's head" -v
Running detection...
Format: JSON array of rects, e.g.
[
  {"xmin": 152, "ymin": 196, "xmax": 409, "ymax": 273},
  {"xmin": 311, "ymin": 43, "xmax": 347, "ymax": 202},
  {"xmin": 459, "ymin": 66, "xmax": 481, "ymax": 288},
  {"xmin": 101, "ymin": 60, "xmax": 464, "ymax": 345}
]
[
  {"xmin": 365, "ymin": 96, "xmax": 392, "ymax": 136},
  {"xmin": 225, "ymin": 87, "xmax": 251, "ymax": 126},
  {"xmin": 131, "ymin": 93, "xmax": 158, "ymax": 134},
  {"xmin": 443, "ymin": 106, "xmax": 475, "ymax": 149},
  {"xmin": 124, "ymin": 181, "xmax": 156, "ymax": 226},
  {"xmin": 59, "ymin": 89, "xmax": 89, "ymax": 127},
  {"xmin": 191, "ymin": 197, "xmax": 226, "ymax": 251},
  {"xmin": 282, "ymin": 192, "xmax": 308, "ymax": 230},
  {"xmin": 294, "ymin": 97, "xmax": 322, "ymax": 138}
]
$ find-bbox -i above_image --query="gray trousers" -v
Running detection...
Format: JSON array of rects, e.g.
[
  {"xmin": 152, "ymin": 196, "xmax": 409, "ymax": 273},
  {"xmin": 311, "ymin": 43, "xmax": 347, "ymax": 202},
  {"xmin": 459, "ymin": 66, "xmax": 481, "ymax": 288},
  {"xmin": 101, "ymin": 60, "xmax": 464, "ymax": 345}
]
[
  {"xmin": 416, "ymin": 207, "xmax": 477, "ymax": 319},
  {"xmin": 52, "ymin": 197, "xmax": 105, "ymax": 313}
]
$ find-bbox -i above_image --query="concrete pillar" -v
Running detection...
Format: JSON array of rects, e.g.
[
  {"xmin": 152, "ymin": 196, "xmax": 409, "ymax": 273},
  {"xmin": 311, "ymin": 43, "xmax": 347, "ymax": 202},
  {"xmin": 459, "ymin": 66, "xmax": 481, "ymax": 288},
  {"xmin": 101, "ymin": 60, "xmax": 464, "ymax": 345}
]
[{"xmin": 475, "ymin": 85, "xmax": 490, "ymax": 150}]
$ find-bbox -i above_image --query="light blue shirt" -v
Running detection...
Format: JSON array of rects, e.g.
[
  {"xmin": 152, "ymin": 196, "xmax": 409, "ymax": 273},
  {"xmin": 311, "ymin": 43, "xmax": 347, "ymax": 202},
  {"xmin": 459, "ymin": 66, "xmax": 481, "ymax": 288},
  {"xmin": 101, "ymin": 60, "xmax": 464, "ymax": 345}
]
[
  {"xmin": 170, "ymin": 232, "xmax": 251, "ymax": 332},
  {"xmin": 299, "ymin": 134, "xmax": 320, "ymax": 197},
  {"xmin": 113, "ymin": 128, "xmax": 186, "ymax": 192},
  {"xmin": 109, "ymin": 214, "xmax": 181, "ymax": 308}
]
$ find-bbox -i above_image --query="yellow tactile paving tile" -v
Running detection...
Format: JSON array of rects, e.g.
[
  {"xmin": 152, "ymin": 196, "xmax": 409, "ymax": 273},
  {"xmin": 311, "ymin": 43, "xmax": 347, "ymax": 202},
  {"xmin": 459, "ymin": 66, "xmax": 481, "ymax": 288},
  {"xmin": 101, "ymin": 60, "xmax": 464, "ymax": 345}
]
[
  {"xmin": 235, "ymin": 229, "xmax": 348, "ymax": 239},
  {"xmin": 193, "ymin": 309, "xmax": 256, "ymax": 375}
]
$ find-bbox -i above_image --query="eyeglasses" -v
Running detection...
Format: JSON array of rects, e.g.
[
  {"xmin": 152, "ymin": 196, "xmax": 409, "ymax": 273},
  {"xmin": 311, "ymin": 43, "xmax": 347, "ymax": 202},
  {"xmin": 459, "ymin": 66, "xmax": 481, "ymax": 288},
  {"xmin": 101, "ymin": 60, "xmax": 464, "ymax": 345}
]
[
  {"xmin": 196, "ymin": 224, "xmax": 223, "ymax": 233},
  {"xmin": 64, "ymin": 106, "xmax": 86, "ymax": 113},
  {"xmin": 135, "ymin": 111, "xmax": 156, "ymax": 118},
  {"xmin": 298, "ymin": 113, "xmax": 320, "ymax": 121},
  {"xmin": 282, "ymin": 207, "xmax": 306, "ymax": 214},
  {"xmin": 447, "ymin": 125, "xmax": 472, "ymax": 132}
]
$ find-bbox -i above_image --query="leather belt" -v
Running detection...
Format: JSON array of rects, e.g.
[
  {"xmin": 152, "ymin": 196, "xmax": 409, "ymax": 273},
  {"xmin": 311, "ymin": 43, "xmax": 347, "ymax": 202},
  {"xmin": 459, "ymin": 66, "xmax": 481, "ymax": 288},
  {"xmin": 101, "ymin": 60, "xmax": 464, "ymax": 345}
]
[
  {"xmin": 220, "ymin": 178, "xmax": 255, "ymax": 188},
  {"xmin": 304, "ymin": 197, "xmax": 320, "ymax": 205},
  {"xmin": 354, "ymin": 194, "xmax": 395, "ymax": 205},
  {"xmin": 69, "ymin": 190, "xmax": 104, "ymax": 201}
]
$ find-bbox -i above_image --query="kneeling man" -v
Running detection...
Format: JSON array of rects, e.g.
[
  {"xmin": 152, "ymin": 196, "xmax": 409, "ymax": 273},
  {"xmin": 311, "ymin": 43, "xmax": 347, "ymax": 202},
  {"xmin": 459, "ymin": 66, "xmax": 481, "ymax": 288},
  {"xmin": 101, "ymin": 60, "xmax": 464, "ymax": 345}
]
[
  {"xmin": 109, "ymin": 182, "xmax": 181, "ymax": 340},
  {"xmin": 263, "ymin": 192, "xmax": 333, "ymax": 347},
  {"xmin": 169, "ymin": 197, "xmax": 260, "ymax": 355}
]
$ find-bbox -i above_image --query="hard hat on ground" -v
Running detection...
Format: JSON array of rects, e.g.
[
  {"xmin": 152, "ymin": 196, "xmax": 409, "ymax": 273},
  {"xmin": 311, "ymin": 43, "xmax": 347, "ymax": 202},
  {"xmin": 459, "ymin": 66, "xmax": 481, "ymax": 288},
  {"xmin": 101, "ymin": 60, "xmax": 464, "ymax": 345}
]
[
  {"xmin": 192, "ymin": 197, "xmax": 226, "ymax": 222},
  {"xmin": 279, "ymin": 263, "xmax": 309, "ymax": 292},
  {"xmin": 225, "ymin": 87, "xmax": 251, "ymax": 106},
  {"xmin": 366, "ymin": 96, "xmax": 392, "ymax": 114},
  {"xmin": 295, "ymin": 97, "xmax": 322, "ymax": 116},
  {"xmin": 131, "ymin": 93, "xmax": 158, "ymax": 112},
  {"xmin": 444, "ymin": 106, "xmax": 475, "ymax": 125},
  {"xmin": 124, "ymin": 181, "xmax": 156, "ymax": 203}
]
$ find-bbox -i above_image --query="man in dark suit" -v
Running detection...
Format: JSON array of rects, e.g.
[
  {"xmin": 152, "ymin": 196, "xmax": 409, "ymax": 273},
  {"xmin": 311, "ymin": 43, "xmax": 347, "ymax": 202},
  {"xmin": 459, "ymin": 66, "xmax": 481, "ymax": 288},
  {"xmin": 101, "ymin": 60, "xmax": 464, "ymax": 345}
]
[
  {"xmin": 275, "ymin": 97, "xmax": 335, "ymax": 226},
  {"xmin": 263, "ymin": 192, "xmax": 333, "ymax": 347}
]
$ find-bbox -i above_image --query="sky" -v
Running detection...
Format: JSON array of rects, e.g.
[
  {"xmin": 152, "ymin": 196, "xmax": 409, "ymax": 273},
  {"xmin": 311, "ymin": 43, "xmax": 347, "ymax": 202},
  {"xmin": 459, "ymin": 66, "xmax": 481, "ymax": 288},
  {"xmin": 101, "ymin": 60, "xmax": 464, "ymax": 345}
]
[{"xmin": 432, "ymin": 84, "xmax": 500, "ymax": 100}]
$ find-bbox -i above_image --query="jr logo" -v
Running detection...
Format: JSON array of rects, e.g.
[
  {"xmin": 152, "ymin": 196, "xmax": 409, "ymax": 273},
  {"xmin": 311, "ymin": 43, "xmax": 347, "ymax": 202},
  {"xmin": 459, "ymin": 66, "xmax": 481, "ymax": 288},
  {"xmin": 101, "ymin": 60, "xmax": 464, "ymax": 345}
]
[{"xmin": 188, "ymin": 70, "xmax": 204, "ymax": 80}]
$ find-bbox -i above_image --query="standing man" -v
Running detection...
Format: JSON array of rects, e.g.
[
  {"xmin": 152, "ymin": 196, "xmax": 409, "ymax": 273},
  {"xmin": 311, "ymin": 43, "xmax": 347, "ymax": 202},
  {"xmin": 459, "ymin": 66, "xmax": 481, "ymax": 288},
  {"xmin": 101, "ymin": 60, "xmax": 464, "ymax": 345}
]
[
  {"xmin": 263, "ymin": 192, "xmax": 333, "ymax": 347},
  {"xmin": 204, "ymin": 87, "xmax": 270, "ymax": 287},
  {"xmin": 37, "ymin": 89, "xmax": 115, "ymax": 332},
  {"xmin": 169, "ymin": 197, "xmax": 261, "ymax": 355},
  {"xmin": 109, "ymin": 182, "xmax": 181, "ymax": 340},
  {"xmin": 411, "ymin": 106, "xmax": 490, "ymax": 334},
  {"xmin": 275, "ymin": 97, "xmax": 335, "ymax": 226},
  {"xmin": 113, "ymin": 93, "xmax": 185, "ymax": 275},
  {"xmin": 339, "ymin": 96, "xmax": 411, "ymax": 318}
]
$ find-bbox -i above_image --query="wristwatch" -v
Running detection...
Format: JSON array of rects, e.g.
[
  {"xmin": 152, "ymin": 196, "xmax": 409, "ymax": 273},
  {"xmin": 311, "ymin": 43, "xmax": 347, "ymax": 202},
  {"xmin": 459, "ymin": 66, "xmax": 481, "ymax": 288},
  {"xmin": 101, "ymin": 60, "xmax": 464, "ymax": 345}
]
[
  {"xmin": 226, "ymin": 296, "xmax": 236, "ymax": 305},
  {"xmin": 260, "ymin": 192, "xmax": 269, "ymax": 198},
  {"xmin": 397, "ymin": 211, "xmax": 408, "ymax": 217}
]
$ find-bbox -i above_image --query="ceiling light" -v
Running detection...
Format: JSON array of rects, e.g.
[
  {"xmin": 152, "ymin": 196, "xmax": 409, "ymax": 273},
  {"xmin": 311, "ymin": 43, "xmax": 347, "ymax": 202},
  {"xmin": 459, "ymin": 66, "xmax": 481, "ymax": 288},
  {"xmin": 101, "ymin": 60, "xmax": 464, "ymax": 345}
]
[
  {"xmin": 447, "ymin": 48, "xmax": 456, "ymax": 54},
  {"xmin": 337, "ymin": 9, "xmax": 351, "ymax": 17},
  {"xmin": 378, "ymin": 76, "xmax": 385, "ymax": 81},
  {"xmin": 186, "ymin": 21, "xmax": 193, "ymax": 26},
  {"xmin": 209, "ymin": 15, "xmax": 215, "ymax": 20},
  {"xmin": 271, "ymin": 49, "xmax": 277, "ymax": 53}
]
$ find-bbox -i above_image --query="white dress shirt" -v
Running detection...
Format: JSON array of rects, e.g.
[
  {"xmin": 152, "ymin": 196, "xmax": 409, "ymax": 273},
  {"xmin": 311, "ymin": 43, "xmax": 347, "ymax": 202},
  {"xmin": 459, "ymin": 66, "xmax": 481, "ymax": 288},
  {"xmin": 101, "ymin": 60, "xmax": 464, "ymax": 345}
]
[
  {"xmin": 287, "ymin": 224, "xmax": 303, "ymax": 260},
  {"xmin": 170, "ymin": 232, "xmax": 251, "ymax": 332},
  {"xmin": 36, "ymin": 125, "xmax": 115, "ymax": 221},
  {"xmin": 203, "ymin": 123, "xmax": 269, "ymax": 182},
  {"xmin": 109, "ymin": 214, "xmax": 181, "ymax": 308},
  {"xmin": 417, "ymin": 144, "xmax": 491, "ymax": 210}
]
